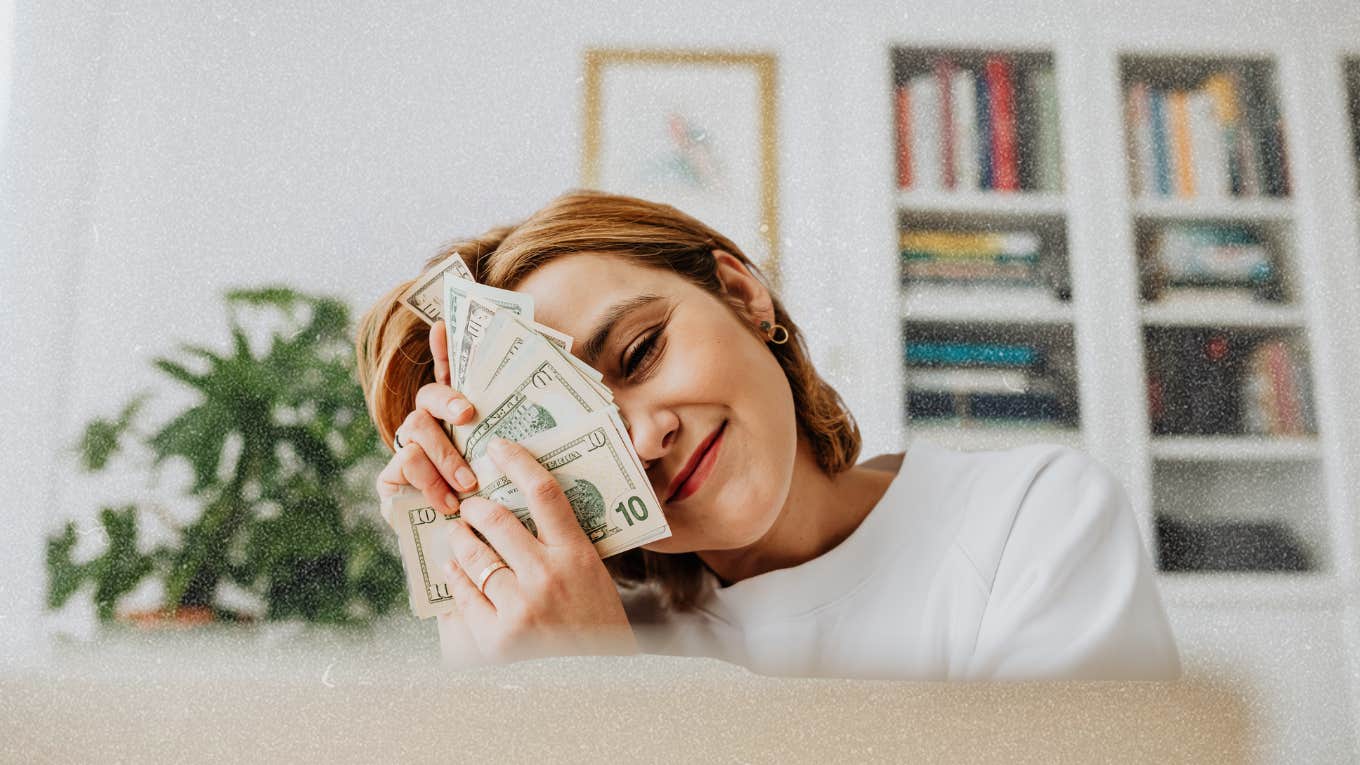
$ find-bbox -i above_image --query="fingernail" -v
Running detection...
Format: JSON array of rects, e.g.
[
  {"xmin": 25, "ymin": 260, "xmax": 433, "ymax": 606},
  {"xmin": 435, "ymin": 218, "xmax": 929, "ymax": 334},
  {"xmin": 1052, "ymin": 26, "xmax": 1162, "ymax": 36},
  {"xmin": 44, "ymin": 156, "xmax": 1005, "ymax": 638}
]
[
  {"xmin": 444, "ymin": 492, "xmax": 459, "ymax": 514},
  {"xmin": 455, "ymin": 467, "xmax": 477, "ymax": 491},
  {"xmin": 449, "ymin": 399, "xmax": 473, "ymax": 421}
]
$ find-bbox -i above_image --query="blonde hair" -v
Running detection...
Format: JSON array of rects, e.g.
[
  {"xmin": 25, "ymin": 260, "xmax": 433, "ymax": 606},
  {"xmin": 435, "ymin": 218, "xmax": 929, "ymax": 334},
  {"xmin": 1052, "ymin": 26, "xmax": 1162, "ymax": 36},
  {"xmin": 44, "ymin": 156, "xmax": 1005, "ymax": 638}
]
[{"xmin": 355, "ymin": 189, "xmax": 862, "ymax": 610}]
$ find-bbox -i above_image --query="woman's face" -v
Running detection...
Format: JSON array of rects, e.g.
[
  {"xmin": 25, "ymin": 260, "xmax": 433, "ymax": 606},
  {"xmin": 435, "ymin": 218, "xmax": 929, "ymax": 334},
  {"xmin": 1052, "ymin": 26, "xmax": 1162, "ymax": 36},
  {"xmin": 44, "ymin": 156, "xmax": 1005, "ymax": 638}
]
[{"xmin": 512, "ymin": 251, "xmax": 798, "ymax": 554}]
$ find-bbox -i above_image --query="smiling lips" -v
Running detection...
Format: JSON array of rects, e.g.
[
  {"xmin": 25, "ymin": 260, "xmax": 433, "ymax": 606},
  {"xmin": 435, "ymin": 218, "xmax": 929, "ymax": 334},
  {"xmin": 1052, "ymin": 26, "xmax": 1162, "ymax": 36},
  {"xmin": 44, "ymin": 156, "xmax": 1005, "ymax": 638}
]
[{"xmin": 666, "ymin": 420, "xmax": 727, "ymax": 503}]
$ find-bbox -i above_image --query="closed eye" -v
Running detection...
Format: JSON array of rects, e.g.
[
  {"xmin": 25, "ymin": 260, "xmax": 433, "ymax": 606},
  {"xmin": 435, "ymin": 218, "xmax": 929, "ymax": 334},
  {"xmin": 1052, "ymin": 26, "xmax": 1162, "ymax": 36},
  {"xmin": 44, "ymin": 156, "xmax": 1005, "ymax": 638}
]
[{"xmin": 623, "ymin": 326, "xmax": 664, "ymax": 379}]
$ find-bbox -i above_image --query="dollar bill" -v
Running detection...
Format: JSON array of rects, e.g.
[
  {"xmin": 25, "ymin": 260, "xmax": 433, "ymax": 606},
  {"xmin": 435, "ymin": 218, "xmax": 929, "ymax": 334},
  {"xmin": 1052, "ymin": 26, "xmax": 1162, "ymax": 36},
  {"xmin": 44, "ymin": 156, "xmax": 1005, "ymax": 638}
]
[
  {"xmin": 463, "ymin": 409, "xmax": 670, "ymax": 559},
  {"xmin": 453, "ymin": 329, "xmax": 614, "ymax": 463},
  {"xmin": 399, "ymin": 251, "xmax": 475, "ymax": 325},
  {"xmin": 389, "ymin": 409, "xmax": 669, "ymax": 619},
  {"xmin": 446, "ymin": 274, "xmax": 536, "ymax": 392}
]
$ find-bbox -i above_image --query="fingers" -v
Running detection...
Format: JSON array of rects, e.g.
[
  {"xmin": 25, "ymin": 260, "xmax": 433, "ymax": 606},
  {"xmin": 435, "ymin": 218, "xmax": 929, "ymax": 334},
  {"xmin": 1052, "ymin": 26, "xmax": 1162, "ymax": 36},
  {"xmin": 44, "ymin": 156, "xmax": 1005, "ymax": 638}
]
[
  {"xmin": 446, "ymin": 519, "xmax": 518, "ymax": 608},
  {"xmin": 430, "ymin": 321, "xmax": 450, "ymax": 387},
  {"xmin": 400, "ymin": 408, "xmax": 478, "ymax": 497},
  {"xmin": 486, "ymin": 437, "xmax": 583, "ymax": 548},
  {"xmin": 458, "ymin": 496, "xmax": 543, "ymax": 575},
  {"xmin": 440, "ymin": 552, "xmax": 497, "ymax": 621},
  {"xmin": 415, "ymin": 382, "xmax": 477, "ymax": 429}
]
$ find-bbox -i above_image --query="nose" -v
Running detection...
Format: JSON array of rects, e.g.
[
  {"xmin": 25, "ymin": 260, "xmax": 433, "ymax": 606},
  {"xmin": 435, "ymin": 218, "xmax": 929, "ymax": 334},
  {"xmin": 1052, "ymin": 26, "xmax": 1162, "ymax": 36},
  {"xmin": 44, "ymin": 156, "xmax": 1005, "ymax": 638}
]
[{"xmin": 622, "ymin": 403, "xmax": 679, "ymax": 472}]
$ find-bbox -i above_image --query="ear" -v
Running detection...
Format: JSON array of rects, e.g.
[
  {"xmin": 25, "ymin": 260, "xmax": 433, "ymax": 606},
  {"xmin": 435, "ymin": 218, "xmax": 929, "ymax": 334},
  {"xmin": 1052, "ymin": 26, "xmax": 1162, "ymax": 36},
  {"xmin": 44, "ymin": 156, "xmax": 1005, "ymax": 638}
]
[{"xmin": 712, "ymin": 249, "xmax": 775, "ymax": 326}]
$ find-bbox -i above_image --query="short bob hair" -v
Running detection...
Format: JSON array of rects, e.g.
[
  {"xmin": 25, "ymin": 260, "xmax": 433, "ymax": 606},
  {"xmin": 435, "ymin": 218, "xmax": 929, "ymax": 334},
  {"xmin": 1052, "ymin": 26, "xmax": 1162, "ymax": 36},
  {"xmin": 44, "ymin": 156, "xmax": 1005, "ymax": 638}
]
[{"xmin": 355, "ymin": 188, "xmax": 861, "ymax": 610}]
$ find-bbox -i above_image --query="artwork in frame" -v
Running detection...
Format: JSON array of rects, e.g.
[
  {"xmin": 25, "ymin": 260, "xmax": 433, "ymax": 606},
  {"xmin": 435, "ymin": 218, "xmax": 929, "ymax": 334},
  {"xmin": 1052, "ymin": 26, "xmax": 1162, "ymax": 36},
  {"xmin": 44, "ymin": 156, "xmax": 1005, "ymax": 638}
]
[{"xmin": 581, "ymin": 48, "xmax": 781, "ymax": 289}]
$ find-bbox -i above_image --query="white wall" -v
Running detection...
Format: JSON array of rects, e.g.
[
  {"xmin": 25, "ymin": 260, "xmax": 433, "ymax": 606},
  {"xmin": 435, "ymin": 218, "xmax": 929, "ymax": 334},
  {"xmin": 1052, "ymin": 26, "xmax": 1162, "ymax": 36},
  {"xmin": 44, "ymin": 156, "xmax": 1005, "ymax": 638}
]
[{"xmin": 1, "ymin": 0, "xmax": 848, "ymax": 660}]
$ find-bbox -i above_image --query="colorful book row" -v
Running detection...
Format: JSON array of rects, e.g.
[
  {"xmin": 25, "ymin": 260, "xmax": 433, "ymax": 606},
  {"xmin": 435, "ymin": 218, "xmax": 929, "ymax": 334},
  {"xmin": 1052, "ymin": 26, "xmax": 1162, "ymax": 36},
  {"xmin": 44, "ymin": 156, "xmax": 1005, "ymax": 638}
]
[
  {"xmin": 905, "ymin": 341, "xmax": 1041, "ymax": 367},
  {"xmin": 894, "ymin": 57, "xmax": 1062, "ymax": 193},
  {"xmin": 900, "ymin": 228, "xmax": 1043, "ymax": 284},
  {"xmin": 1124, "ymin": 72, "xmax": 1289, "ymax": 198}
]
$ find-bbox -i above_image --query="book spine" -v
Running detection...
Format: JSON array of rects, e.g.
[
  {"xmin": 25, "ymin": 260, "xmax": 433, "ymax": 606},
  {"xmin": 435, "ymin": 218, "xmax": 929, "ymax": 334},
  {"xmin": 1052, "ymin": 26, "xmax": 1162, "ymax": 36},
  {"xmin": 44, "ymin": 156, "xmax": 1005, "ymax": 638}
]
[
  {"xmin": 968, "ymin": 392, "xmax": 1062, "ymax": 421},
  {"xmin": 951, "ymin": 68, "xmax": 979, "ymax": 191},
  {"xmin": 905, "ymin": 341, "xmax": 1039, "ymax": 367},
  {"xmin": 908, "ymin": 367, "xmax": 1049, "ymax": 395},
  {"xmin": 986, "ymin": 56, "xmax": 1019, "ymax": 190},
  {"xmin": 906, "ymin": 390, "xmax": 958, "ymax": 419},
  {"xmin": 1188, "ymin": 89, "xmax": 1228, "ymax": 198},
  {"xmin": 1033, "ymin": 67, "xmax": 1063, "ymax": 192},
  {"xmin": 899, "ymin": 229, "xmax": 1042, "ymax": 257},
  {"xmin": 903, "ymin": 261, "xmax": 1037, "ymax": 283},
  {"xmin": 976, "ymin": 68, "xmax": 993, "ymax": 190},
  {"xmin": 1149, "ymin": 88, "xmax": 1171, "ymax": 196},
  {"xmin": 936, "ymin": 57, "xmax": 957, "ymax": 189},
  {"xmin": 1203, "ymin": 71, "xmax": 1238, "ymax": 197},
  {"xmin": 895, "ymin": 83, "xmax": 913, "ymax": 189},
  {"xmin": 909, "ymin": 73, "xmax": 942, "ymax": 190},
  {"xmin": 1169, "ymin": 89, "xmax": 1196, "ymax": 197},
  {"xmin": 1240, "ymin": 346, "xmax": 1271, "ymax": 434}
]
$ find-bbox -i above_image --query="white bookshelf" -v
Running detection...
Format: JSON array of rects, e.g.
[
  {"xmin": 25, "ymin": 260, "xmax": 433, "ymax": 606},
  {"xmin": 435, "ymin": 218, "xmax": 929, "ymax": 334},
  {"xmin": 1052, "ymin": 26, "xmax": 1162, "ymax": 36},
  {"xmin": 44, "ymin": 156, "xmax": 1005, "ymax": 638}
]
[
  {"xmin": 846, "ymin": 26, "xmax": 1360, "ymax": 761},
  {"xmin": 1116, "ymin": 52, "xmax": 1334, "ymax": 584},
  {"xmin": 891, "ymin": 46, "xmax": 1082, "ymax": 457}
]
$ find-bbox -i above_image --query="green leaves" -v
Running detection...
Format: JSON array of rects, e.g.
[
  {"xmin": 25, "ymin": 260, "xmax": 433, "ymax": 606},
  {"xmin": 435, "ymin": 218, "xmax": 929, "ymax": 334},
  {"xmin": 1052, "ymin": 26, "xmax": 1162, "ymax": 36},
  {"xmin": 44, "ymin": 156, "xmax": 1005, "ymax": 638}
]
[
  {"xmin": 49, "ymin": 284, "xmax": 401, "ymax": 624},
  {"xmin": 74, "ymin": 394, "xmax": 148, "ymax": 472},
  {"xmin": 46, "ymin": 507, "xmax": 155, "ymax": 621}
]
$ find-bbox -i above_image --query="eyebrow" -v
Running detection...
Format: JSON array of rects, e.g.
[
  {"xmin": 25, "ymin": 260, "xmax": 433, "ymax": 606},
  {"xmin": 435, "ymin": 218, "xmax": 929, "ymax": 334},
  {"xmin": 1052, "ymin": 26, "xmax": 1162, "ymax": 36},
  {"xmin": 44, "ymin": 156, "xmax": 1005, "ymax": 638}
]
[{"xmin": 581, "ymin": 293, "xmax": 665, "ymax": 366}]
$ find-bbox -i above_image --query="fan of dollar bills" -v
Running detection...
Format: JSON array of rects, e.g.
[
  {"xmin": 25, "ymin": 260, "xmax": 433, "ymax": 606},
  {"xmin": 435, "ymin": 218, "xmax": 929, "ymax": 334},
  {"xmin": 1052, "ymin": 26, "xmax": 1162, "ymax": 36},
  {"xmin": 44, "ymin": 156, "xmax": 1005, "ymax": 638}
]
[{"xmin": 383, "ymin": 252, "xmax": 671, "ymax": 618}]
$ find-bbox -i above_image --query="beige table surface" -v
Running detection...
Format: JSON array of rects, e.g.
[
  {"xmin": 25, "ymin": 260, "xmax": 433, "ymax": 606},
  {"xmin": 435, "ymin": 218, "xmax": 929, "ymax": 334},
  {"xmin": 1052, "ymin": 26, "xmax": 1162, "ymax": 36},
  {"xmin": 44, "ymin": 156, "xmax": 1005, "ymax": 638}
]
[{"xmin": 0, "ymin": 624, "xmax": 1256, "ymax": 763}]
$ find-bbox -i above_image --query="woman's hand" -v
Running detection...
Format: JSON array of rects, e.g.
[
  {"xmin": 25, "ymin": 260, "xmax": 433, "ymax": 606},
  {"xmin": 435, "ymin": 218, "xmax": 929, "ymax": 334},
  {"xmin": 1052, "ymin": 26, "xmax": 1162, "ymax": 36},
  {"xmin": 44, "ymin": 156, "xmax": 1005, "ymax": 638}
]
[
  {"xmin": 375, "ymin": 320, "xmax": 479, "ymax": 516},
  {"xmin": 440, "ymin": 435, "xmax": 639, "ymax": 664}
]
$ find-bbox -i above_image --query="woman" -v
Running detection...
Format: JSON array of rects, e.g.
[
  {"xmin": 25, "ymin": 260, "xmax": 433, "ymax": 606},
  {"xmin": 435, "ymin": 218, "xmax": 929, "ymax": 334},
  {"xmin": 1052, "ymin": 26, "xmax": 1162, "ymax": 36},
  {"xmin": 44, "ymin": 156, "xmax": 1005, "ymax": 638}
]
[{"xmin": 355, "ymin": 189, "xmax": 1182, "ymax": 680}]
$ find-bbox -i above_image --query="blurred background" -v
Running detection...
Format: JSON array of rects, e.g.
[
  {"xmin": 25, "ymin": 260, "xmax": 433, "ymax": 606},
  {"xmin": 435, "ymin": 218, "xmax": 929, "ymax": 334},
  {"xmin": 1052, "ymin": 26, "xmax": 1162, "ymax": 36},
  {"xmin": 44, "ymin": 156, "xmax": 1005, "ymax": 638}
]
[{"xmin": 2, "ymin": 1, "xmax": 1360, "ymax": 761}]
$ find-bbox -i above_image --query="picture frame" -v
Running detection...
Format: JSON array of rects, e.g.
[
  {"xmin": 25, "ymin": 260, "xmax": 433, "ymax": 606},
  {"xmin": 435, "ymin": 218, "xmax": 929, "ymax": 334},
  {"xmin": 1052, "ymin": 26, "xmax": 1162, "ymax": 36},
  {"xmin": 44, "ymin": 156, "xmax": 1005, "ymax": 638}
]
[{"xmin": 581, "ymin": 48, "xmax": 782, "ymax": 289}]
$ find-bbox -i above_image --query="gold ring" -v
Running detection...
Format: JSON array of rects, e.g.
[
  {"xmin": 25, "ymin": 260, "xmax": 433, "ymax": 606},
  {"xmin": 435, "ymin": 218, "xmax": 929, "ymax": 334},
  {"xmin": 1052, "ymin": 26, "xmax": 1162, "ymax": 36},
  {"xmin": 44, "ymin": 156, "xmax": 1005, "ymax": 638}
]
[{"xmin": 475, "ymin": 560, "xmax": 511, "ymax": 595}]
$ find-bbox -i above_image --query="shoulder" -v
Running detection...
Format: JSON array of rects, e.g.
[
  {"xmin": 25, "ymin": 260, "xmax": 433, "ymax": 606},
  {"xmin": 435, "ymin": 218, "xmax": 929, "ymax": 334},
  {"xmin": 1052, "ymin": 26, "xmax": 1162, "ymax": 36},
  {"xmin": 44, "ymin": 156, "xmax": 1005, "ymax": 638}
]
[
  {"xmin": 944, "ymin": 443, "xmax": 1129, "ymax": 592},
  {"xmin": 945, "ymin": 444, "xmax": 1182, "ymax": 679}
]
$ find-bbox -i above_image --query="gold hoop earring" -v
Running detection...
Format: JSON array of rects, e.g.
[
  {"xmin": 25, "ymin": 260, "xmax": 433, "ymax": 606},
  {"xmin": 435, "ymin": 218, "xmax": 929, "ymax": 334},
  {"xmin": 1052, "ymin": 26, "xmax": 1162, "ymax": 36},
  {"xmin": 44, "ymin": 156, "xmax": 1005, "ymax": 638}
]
[{"xmin": 759, "ymin": 320, "xmax": 789, "ymax": 345}]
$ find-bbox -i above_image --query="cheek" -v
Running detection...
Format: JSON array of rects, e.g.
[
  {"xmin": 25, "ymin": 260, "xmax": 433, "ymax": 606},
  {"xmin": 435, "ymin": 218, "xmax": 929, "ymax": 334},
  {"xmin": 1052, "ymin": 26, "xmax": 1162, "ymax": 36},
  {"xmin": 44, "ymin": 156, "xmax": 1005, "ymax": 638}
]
[{"xmin": 644, "ymin": 333, "xmax": 799, "ymax": 552}]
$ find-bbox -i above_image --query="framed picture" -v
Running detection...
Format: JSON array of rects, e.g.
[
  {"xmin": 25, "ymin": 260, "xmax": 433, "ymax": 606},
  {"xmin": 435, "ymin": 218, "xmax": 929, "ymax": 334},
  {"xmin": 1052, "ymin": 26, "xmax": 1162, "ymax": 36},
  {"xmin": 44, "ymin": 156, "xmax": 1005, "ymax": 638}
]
[{"xmin": 581, "ymin": 48, "xmax": 781, "ymax": 289}]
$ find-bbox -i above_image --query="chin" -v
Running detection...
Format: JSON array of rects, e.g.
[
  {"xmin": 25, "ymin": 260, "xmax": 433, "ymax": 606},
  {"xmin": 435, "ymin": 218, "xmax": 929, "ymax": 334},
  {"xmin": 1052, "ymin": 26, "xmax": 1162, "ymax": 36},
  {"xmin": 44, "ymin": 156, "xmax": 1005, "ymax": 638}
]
[{"xmin": 643, "ymin": 504, "xmax": 778, "ymax": 555}]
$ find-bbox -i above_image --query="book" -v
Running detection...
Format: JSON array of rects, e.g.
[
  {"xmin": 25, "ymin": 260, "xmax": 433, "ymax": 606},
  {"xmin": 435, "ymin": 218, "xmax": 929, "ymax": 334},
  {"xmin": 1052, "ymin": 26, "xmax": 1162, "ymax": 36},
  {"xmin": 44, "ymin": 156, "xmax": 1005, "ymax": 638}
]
[
  {"xmin": 905, "ymin": 341, "xmax": 1040, "ymax": 367},
  {"xmin": 909, "ymin": 366, "xmax": 1054, "ymax": 395},
  {"xmin": 902, "ymin": 259, "xmax": 1038, "ymax": 283},
  {"xmin": 894, "ymin": 83, "xmax": 912, "ymax": 188},
  {"xmin": 1188, "ymin": 88, "xmax": 1230, "ymax": 198},
  {"xmin": 951, "ymin": 66, "xmax": 980, "ymax": 192},
  {"xmin": 936, "ymin": 57, "xmax": 957, "ymax": 189},
  {"xmin": 976, "ymin": 68, "xmax": 993, "ymax": 190},
  {"xmin": 1169, "ymin": 89, "xmax": 1195, "ymax": 197},
  {"xmin": 985, "ymin": 56, "xmax": 1019, "ymax": 191},
  {"xmin": 1245, "ymin": 73, "xmax": 1289, "ymax": 196},
  {"xmin": 1030, "ymin": 66, "xmax": 1063, "ymax": 192},
  {"xmin": 1149, "ymin": 223, "xmax": 1273, "ymax": 287},
  {"xmin": 1203, "ymin": 71, "xmax": 1241, "ymax": 197},
  {"xmin": 909, "ymin": 72, "xmax": 944, "ymax": 190},
  {"xmin": 900, "ymin": 229, "xmax": 1042, "ymax": 258},
  {"xmin": 1148, "ymin": 88, "xmax": 1172, "ymax": 196},
  {"xmin": 1126, "ymin": 82, "xmax": 1155, "ymax": 196},
  {"xmin": 906, "ymin": 390, "xmax": 1064, "ymax": 422}
]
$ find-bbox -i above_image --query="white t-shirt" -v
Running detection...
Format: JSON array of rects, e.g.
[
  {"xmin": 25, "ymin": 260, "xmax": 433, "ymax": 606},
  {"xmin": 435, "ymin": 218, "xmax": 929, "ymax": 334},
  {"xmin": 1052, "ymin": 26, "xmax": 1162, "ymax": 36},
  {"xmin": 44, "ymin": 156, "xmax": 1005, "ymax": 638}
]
[{"xmin": 626, "ymin": 439, "xmax": 1183, "ymax": 681}]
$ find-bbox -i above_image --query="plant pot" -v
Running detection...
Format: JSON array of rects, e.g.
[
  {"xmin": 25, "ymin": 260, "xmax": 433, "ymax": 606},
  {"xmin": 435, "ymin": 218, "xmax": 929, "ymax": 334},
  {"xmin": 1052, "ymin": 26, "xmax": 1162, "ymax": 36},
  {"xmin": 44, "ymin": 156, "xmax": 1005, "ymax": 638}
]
[{"xmin": 120, "ymin": 606, "xmax": 217, "ymax": 629}]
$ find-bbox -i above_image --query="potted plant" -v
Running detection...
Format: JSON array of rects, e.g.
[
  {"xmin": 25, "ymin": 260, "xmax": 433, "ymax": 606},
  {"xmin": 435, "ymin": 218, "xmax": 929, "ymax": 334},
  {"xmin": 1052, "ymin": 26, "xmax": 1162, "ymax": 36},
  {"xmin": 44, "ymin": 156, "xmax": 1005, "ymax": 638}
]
[{"xmin": 46, "ymin": 286, "xmax": 404, "ymax": 626}]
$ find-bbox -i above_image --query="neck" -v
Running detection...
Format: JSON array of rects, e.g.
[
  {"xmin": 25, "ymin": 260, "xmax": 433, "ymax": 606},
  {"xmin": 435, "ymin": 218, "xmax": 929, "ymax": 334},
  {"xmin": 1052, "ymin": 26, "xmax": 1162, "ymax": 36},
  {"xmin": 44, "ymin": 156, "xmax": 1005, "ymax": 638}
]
[{"xmin": 695, "ymin": 434, "xmax": 898, "ymax": 587}]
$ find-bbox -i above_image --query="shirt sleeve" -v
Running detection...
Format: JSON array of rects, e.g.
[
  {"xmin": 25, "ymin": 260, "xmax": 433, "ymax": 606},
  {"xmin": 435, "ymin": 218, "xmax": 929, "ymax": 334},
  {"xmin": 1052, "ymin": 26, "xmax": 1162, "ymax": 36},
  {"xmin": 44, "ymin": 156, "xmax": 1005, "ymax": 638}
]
[{"xmin": 963, "ymin": 447, "xmax": 1183, "ymax": 680}]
